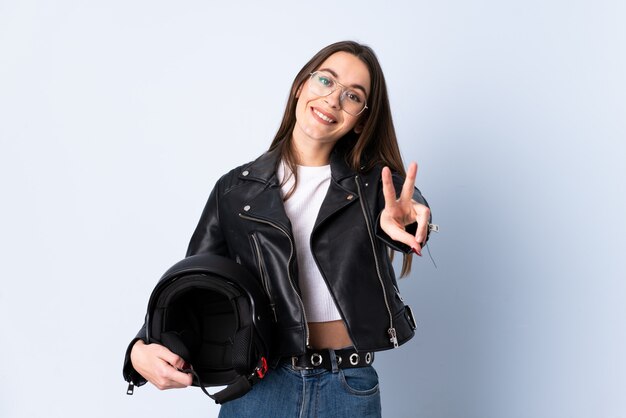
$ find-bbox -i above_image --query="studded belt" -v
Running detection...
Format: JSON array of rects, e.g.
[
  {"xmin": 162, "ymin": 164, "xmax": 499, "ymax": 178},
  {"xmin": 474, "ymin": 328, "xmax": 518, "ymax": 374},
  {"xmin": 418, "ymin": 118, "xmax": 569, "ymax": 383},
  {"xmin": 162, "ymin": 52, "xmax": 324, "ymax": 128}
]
[{"xmin": 289, "ymin": 348, "xmax": 375, "ymax": 370}]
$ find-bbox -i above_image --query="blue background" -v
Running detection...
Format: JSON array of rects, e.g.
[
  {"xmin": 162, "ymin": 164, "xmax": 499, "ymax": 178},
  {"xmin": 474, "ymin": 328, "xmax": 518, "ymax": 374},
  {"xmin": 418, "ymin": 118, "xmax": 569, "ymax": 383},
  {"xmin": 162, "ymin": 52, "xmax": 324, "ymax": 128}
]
[{"xmin": 1, "ymin": 1, "xmax": 624, "ymax": 417}]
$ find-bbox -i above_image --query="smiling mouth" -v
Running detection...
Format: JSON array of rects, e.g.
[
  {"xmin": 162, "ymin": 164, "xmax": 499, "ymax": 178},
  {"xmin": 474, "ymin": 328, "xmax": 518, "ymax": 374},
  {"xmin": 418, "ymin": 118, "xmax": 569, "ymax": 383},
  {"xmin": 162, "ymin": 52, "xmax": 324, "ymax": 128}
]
[{"xmin": 312, "ymin": 107, "xmax": 336, "ymax": 124}]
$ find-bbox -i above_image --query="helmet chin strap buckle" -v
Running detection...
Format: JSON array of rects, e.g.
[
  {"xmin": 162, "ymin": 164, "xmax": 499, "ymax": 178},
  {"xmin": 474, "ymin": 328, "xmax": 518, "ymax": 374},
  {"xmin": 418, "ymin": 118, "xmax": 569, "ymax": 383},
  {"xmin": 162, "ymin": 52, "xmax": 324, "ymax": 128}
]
[{"xmin": 254, "ymin": 357, "xmax": 268, "ymax": 379}]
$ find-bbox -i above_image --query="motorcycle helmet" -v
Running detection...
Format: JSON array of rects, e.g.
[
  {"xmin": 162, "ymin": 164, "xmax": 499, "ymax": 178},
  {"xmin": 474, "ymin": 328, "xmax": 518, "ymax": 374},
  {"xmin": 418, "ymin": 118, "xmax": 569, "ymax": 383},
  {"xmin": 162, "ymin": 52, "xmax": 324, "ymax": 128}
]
[{"xmin": 144, "ymin": 254, "xmax": 273, "ymax": 404}]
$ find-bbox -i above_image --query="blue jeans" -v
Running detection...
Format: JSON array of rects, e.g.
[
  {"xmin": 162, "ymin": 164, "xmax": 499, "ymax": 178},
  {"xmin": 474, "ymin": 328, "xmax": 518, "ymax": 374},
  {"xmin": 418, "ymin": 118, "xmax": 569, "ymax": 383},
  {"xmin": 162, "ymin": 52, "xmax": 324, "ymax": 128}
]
[{"xmin": 218, "ymin": 350, "xmax": 381, "ymax": 418}]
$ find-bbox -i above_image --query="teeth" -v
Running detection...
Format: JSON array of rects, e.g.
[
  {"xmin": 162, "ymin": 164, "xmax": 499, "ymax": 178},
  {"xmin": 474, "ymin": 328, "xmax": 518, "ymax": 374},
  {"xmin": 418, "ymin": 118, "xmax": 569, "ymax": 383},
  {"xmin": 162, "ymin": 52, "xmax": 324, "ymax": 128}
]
[{"xmin": 313, "ymin": 109, "xmax": 335, "ymax": 123}]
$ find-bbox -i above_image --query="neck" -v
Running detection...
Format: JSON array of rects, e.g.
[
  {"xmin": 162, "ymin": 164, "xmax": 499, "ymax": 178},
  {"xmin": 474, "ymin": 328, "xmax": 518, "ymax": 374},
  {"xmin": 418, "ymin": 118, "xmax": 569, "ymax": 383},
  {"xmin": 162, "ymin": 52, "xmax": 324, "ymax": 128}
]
[{"xmin": 290, "ymin": 135, "xmax": 334, "ymax": 167}]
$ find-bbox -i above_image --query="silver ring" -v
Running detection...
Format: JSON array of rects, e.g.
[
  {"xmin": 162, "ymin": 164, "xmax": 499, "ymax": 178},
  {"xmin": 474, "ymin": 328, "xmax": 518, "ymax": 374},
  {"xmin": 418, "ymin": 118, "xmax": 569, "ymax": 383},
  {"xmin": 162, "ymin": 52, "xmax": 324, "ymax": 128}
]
[
  {"xmin": 349, "ymin": 353, "xmax": 360, "ymax": 366},
  {"xmin": 311, "ymin": 353, "xmax": 323, "ymax": 367},
  {"xmin": 365, "ymin": 352, "xmax": 372, "ymax": 364},
  {"xmin": 337, "ymin": 355, "xmax": 342, "ymax": 366}
]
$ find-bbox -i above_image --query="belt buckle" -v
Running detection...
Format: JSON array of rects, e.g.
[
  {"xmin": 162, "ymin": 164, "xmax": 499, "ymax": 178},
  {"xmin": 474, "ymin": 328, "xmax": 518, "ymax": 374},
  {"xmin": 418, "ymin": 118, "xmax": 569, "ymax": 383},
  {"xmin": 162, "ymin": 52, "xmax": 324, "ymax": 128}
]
[{"xmin": 291, "ymin": 356, "xmax": 313, "ymax": 370}]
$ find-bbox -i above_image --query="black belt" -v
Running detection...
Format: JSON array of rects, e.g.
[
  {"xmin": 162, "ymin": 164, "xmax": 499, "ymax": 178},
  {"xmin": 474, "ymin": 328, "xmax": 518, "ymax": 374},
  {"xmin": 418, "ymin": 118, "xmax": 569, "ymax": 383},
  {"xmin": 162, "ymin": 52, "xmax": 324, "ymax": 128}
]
[{"xmin": 288, "ymin": 348, "xmax": 374, "ymax": 370}]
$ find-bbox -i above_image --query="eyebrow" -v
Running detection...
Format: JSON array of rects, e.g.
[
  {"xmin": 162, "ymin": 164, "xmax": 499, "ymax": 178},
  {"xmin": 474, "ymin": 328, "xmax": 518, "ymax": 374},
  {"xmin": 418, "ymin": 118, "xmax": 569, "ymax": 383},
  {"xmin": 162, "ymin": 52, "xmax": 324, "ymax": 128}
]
[{"xmin": 318, "ymin": 67, "xmax": 368, "ymax": 97}]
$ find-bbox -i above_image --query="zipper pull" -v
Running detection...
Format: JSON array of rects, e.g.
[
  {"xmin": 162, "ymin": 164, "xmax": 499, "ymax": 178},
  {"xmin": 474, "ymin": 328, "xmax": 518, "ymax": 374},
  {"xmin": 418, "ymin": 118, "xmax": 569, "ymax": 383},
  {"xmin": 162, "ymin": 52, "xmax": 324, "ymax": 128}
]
[
  {"xmin": 388, "ymin": 328, "xmax": 399, "ymax": 348},
  {"xmin": 270, "ymin": 304, "xmax": 278, "ymax": 322},
  {"xmin": 126, "ymin": 381, "xmax": 134, "ymax": 395}
]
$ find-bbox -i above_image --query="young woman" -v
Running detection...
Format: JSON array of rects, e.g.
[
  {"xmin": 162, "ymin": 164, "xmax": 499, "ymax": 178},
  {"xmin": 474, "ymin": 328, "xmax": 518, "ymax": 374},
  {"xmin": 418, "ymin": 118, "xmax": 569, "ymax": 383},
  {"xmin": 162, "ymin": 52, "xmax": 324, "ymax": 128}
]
[{"xmin": 123, "ymin": 40, "xmax": 432, "ymax": 418}]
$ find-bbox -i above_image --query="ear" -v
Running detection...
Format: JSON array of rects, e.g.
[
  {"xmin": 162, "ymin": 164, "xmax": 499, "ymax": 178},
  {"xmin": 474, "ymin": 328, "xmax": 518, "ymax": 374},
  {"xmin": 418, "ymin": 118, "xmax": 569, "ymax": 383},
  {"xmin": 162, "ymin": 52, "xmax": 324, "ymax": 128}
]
[{"xmin": 354, "ymin": 120, "xmax": 365, "ymax": 134}]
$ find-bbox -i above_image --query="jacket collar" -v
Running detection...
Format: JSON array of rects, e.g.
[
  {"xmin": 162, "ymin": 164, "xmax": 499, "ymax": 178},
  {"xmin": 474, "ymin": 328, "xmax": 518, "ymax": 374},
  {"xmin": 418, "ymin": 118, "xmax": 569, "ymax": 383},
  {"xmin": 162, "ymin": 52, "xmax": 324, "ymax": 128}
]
[
  {"xmin": 238, "ymin": 139, "xmax": 382, "ymax": 232},
  {"xmin": 239, "ymin": 139, "xmax": 361, "ymax": 185},
  {"xmin": 238, "ymin": 146, "xmax": 281, "ymax": 184}
]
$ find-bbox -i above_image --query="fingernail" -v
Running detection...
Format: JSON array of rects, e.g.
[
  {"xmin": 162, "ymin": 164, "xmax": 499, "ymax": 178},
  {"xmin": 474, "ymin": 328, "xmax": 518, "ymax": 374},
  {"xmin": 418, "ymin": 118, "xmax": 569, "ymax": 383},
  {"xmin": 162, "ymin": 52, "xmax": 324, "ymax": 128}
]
[{"xmin": 412, "ymin": 247, "xmax": 422, "ymax": 257}]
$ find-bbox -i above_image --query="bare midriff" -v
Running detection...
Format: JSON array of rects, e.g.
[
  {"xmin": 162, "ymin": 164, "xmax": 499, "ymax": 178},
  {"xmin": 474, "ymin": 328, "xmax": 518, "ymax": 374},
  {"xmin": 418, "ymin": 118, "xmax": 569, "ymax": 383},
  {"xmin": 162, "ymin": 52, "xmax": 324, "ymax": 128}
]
[{"xmin": 308, "ymin": 320, "xmax": 353, "ymax": 349}]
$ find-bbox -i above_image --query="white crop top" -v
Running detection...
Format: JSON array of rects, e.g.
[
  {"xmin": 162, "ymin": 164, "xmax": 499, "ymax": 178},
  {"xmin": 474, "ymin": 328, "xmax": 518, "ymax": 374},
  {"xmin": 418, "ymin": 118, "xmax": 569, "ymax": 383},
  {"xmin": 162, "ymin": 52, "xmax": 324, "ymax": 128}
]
[{"xmin": 277, "ymin": 161, "xmax": 342, "ymax": 322}]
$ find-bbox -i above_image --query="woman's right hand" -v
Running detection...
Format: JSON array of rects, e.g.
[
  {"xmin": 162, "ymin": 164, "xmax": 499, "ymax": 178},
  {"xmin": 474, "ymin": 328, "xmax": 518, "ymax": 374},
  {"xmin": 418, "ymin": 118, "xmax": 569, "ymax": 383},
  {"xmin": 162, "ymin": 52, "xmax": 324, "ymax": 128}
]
[{"xmin": 130, "ymin": 340, "xmax": 193, "ymax": 390}]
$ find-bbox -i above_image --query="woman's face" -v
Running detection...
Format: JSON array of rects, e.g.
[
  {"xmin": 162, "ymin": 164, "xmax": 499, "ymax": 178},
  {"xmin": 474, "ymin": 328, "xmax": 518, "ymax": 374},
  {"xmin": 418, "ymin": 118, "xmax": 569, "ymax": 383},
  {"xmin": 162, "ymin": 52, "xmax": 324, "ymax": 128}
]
[{"xmin": 292, "ymin": 51, "xmax": 371, "ymax": 153}]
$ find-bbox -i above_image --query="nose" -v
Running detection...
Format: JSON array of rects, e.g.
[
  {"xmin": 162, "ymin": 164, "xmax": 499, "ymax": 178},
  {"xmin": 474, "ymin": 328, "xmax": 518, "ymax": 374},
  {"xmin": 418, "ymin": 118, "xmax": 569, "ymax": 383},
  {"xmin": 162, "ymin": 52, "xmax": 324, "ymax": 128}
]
[{"xmin": 324, "ymin": 87, "xmax": 342, "ymax": 109}]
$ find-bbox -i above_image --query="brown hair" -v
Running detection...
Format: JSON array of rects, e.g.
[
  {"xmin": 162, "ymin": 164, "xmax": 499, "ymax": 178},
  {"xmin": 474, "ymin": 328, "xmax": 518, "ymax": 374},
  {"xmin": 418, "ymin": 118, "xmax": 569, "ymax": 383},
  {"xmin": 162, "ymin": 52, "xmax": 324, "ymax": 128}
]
[{"xmin": 269, "ymin": 40, "xmax": 414, "ymax": 276}]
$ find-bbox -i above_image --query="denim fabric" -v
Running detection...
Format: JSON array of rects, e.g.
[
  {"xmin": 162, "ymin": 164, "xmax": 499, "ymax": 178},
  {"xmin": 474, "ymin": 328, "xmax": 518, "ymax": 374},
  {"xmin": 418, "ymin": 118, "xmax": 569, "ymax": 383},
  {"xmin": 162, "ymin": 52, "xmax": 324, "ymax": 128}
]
[{"xmin": 218, "ymin": 350, "xmax": 381, "ymax": 418}]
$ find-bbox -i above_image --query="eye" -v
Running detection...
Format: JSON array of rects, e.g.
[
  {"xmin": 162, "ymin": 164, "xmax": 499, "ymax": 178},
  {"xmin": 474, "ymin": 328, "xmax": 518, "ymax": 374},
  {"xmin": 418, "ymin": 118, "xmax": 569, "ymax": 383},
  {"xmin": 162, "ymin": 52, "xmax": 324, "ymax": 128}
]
[
  {"xmin": 317, "ymin": 75, "xmax": 334, "ymax": 87},
  {"xmin": 345, "ymin": 91, "xmax": 364, "ymax": 104}
]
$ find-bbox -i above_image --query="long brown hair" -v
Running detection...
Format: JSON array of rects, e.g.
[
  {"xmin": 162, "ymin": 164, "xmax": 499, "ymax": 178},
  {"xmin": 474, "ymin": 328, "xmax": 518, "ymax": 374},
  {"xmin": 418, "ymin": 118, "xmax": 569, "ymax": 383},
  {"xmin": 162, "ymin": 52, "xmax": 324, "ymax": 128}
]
[{"xmin": 269, "ymin": 40, "xmax": 414, "ymax": 277}]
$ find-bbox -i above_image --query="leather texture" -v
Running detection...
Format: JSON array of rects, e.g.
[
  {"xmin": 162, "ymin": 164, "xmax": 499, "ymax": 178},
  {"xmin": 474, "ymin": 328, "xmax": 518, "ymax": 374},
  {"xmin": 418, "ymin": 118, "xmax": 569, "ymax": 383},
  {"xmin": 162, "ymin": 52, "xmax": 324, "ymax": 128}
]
[{"xmin": 123, "ymin": 142, "xmax": 430, "ymax": 386}]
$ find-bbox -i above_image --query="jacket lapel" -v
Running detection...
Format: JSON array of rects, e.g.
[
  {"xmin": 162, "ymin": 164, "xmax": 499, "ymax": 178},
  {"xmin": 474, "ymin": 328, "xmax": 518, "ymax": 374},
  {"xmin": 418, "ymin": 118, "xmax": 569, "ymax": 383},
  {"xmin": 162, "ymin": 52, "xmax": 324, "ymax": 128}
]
[
  {"xmin": 313, "ymin": 179, "xmax": 359, "ymax": 231},
  {"xmin": 238, "ymin": 147, "xmax": 292, "ymax": 231},
  {"xmin": 312, "ymin": 146, "xmax": 365, "ymax": 232},
  {"xmin": 244, "ymin": 185, "xmax": 292, "ymax": 232}
]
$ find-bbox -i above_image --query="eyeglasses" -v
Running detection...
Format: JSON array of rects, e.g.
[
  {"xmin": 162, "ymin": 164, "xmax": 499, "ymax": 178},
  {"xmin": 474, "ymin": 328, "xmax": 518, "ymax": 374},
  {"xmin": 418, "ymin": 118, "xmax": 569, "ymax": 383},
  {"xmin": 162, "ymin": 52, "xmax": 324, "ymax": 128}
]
[{"xmin": 307, "ymin": 71, "xmax": 369, "ymax": 116}]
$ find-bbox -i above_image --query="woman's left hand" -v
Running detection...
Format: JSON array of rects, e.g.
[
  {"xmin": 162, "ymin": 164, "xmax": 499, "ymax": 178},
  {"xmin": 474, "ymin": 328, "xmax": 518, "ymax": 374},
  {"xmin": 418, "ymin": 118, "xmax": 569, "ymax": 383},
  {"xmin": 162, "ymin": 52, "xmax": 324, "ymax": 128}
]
[{"xmin": 380, "ymin": 162, "xmax": 430, "ymax": 256}]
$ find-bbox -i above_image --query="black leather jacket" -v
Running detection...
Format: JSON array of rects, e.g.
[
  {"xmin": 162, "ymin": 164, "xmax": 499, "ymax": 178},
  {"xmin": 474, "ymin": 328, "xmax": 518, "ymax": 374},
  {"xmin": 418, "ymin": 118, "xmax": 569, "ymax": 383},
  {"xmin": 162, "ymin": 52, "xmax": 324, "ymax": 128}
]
[{"xmin": 123, "ymin": 144, "xmax": 430, "ymax": 386}]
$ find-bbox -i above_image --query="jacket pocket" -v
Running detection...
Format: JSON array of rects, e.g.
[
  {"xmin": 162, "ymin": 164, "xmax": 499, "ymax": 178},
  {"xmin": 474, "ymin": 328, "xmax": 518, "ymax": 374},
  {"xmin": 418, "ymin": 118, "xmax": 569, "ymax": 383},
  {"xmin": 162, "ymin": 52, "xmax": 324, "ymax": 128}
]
[
  {"xmin": 250, "ymin": 233, "xmax": 278, "ymax": 322},
  {"xmin": 392, "ymin": 285, "xmax": 417, "ymax": 331}
]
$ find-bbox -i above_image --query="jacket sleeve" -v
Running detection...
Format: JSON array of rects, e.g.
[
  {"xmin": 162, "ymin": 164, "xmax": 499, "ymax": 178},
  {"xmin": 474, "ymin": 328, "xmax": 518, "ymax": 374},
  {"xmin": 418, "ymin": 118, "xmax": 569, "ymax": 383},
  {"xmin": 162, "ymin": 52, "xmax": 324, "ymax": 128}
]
[
  {"xmin": 375, "ymin": 172, "xmax": 432, "ymax": 254},
  {"xmin": 122, "ymin": 328, "xmax": 148, "ymax": 387},
  {"xmin": 122, "ymin": 178, "xmax": 227, "ymax": 386},
  {"xmin": 186, "ymin": 177, "xmax": 229, "ymax": 257}
]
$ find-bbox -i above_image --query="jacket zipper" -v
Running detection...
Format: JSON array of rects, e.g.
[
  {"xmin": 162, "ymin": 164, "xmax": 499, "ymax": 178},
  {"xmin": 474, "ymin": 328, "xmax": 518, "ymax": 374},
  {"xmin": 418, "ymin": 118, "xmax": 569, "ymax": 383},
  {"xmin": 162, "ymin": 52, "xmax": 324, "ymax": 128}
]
[
  {"xmin": 250, "ymin": 233, "xmax": 278, "ymax": 322},
  {"xmin": 355, "ymin": 175, "xmax": 398, "ymax": 348},
  {"xmin": 239, "ymin": 212, "xmax": 310, "ymax": 347}
]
